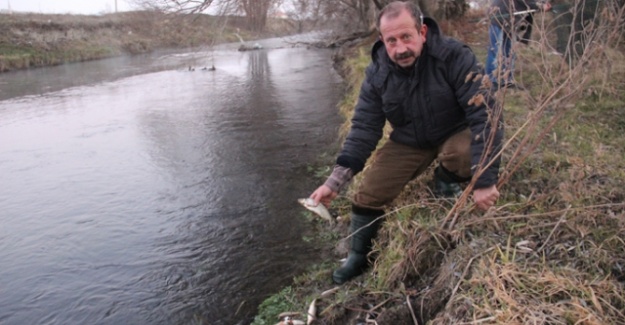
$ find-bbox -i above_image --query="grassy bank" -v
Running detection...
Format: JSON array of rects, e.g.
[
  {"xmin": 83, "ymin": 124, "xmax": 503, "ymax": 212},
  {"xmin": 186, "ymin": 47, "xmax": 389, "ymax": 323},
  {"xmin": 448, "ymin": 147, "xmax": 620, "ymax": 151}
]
[
  {"xmin": 252, "ymin": 11, "xmax": 625, "ymax": 325},
  {"xmin": 0, "ymin": 11, "xmax": 295, "ymax": 72}
]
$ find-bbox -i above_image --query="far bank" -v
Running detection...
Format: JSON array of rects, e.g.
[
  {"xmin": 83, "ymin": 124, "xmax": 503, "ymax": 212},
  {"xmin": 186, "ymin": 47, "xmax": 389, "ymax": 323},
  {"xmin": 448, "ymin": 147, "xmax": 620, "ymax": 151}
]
[{"xmin": 0, "ymin": 11, "xmax": 300, "ymax": 73}]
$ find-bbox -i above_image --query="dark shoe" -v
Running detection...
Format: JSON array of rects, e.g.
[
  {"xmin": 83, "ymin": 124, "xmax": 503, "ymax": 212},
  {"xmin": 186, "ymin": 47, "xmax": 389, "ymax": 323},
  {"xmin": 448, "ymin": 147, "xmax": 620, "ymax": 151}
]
[
  {"xmin": 433, "ymin": 178, "xmax": 463, "ymax": 198},
  {"xmin": 332, "ymin": 252, "xmax": 368, "ymax": 284},
  {"xmin": 332, "ymin": 210, "xmax": 383, "ymax": 284},
  {"xmin": 433, "ymin": 166, "xmax": 464, "ymax": 198}
]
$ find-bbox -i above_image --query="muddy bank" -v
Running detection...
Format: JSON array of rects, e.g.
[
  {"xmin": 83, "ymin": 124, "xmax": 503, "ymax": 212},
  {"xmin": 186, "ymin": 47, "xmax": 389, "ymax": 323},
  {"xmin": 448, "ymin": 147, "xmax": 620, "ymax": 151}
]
[{"xmin": 0, "ymin": 11, "xmax": 297, "ymax": 72}]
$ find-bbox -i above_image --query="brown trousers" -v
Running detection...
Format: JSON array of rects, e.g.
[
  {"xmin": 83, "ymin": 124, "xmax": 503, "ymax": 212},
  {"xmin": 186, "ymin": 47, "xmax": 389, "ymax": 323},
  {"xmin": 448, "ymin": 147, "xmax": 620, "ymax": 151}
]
[{"xmin": 353, "ymin": 128, "xmax": 472, "ymax": 210}]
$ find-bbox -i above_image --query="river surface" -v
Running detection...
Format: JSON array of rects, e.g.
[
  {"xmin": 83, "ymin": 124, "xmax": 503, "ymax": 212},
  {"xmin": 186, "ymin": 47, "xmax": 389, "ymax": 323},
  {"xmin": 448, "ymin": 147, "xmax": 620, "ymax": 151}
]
[{"xmin": 0, "ymin": 34, "xmax": 343, "ymax": 325}]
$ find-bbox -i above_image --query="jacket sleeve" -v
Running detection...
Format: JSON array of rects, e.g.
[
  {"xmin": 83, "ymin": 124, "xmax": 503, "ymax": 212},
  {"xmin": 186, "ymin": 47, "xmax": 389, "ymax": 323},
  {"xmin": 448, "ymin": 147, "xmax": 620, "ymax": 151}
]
[
  {"xmin": 336, "ymin": 64, "xmax": 386, "ymax": 174},
  {"xmin": 447, "ymin": 44, "xmax": 504, "ymax": 189}
]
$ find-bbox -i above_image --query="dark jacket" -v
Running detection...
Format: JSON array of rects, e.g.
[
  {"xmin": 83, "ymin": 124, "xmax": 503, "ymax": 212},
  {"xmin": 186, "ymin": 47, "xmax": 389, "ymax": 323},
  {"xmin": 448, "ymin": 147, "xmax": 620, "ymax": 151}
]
[{"xmin": 336, "ymin": 18, "xmax": 502, "ymax": 189}]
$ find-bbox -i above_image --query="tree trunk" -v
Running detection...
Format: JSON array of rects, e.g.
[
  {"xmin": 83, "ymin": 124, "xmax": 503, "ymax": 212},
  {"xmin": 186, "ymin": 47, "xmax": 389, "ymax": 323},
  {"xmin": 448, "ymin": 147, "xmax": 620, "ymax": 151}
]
[{"xmin": 240, "ymin": 0, "xmax": 272, "ymax": 32}]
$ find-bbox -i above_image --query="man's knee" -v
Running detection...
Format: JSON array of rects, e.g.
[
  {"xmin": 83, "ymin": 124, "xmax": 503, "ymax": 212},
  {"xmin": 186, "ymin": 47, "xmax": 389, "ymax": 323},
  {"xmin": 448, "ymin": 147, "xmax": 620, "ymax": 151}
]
[
  {"xmin": 435, "ymin": 164, "xmax": 471, "ymax": 183},
  {"xmin": 438, "ymin": 128, "xmax": 472, "ymax": 178},
  {"xmin": 352, "ymin": 190, "xmax": 392, "ymax": 211}
]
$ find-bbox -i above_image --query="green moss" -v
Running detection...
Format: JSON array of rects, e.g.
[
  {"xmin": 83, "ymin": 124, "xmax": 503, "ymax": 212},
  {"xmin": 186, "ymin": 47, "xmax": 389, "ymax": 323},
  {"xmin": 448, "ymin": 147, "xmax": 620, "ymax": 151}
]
[{"xmin": 251, "ymin": 287, "xmax": 299, "ymax": 325}]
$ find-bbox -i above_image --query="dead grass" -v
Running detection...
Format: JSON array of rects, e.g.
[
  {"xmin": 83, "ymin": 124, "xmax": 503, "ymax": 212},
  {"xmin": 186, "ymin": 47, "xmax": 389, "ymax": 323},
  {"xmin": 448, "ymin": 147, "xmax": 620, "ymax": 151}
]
[
  {"xmin": 0, "ymin": 11, "xmax": 296, "ymax": 72},
  {"xmin": 253, "ymin": 3, "xmax": 625, "ymax": 325}
]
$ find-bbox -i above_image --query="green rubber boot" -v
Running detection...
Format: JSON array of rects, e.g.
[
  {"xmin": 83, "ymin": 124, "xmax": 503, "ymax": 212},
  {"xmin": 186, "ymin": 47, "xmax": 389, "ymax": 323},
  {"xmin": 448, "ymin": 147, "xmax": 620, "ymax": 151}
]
[
  {"xmin": 332, "ymin": 210, "xmax": 383, "ymax": 284},
  {"xmin": 433, "ymin": 166, "xmax": 464, "ymax": 198}
]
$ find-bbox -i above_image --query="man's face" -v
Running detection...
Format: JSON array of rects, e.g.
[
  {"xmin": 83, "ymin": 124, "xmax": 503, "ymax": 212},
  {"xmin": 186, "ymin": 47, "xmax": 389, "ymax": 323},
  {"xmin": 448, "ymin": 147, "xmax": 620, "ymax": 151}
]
[{"xmin": 379, "ymin": 9, "xmax": 427, "ymax": 68}]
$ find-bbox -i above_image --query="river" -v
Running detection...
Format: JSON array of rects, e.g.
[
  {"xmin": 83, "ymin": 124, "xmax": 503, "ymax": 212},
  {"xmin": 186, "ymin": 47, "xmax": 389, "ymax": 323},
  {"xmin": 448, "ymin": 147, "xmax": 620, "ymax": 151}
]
[{"xmin": 0, "ymin": 34, "xmax": 343, "ymax": 325}]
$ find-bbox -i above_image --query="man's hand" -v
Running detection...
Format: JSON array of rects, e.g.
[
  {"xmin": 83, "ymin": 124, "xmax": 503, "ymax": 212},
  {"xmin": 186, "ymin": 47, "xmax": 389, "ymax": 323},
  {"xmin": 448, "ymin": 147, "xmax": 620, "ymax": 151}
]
[
  {"xmin": 310, "ymin": 185, "xmax": 338, "ymax": 208},
  {"xmin": 473, "ymin": 185, "xmax": 500, "ymax": 211}
]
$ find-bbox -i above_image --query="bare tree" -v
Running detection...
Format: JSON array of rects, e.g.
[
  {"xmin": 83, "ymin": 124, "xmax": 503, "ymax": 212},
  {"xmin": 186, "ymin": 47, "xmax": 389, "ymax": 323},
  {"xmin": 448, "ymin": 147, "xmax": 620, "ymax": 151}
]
[
  {"xmin": 132, "ymin": 0, "xmax": 282, "ymax": 31},
  {"xmin": 284, "ymin": 0, "xmax": 324, "ymax": 32},
  {"xmin": 310, "ymin": 0, "xmax": 425, "ymax": 33},
  {"xmin": 370, "ymin": 0, "xmax": 431, "ymax": 17},
  {"xmin": 314, "ymin": 0, "xmax": 461, "ymax": 34},
  {"xmin": 311, "ymin": 0, "xmax": 374, "ymax": 32},
  {"xmin": 132, "ymin": 0, "xmax": 217, "ymax": 13},
  {"xmin": 238, "ymin": 0, "xmax": 280, "ymax": 31},
  {"xmin": 338, "ymin": 0, "xmax": 374, "ymax": 29},
  {"xmin": 370, "ymin": 0, "xmax": 466, "ymax": 22}
]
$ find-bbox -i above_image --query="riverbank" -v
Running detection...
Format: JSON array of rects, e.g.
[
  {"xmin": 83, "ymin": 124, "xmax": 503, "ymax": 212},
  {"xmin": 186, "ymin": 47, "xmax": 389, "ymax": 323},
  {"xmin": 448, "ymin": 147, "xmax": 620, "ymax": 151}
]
[
  {"xmin": 253, "ymin": 11, "xmax": 625, "ymax": 325},
  {"xmin": 0, "ymin": 11, "xmax": 296, "ymax": 72}
]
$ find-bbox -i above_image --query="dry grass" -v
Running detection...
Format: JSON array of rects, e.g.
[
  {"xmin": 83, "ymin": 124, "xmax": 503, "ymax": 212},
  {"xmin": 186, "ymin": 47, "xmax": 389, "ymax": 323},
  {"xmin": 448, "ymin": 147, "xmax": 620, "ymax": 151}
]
[
  {"xmin": 0, "ymin": 11, "xmax": 296, "ymax": 72},
  {"xmin": 253, "ymin": 2, "xmax": 625, "ymax": 324}
]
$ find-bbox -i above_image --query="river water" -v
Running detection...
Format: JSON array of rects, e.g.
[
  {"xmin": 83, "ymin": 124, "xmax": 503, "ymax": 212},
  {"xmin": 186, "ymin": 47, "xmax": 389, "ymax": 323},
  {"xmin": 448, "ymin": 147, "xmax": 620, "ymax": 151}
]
[{"xmin": 0, "ymin": 35, "xmax": 343, "ymax": 325}]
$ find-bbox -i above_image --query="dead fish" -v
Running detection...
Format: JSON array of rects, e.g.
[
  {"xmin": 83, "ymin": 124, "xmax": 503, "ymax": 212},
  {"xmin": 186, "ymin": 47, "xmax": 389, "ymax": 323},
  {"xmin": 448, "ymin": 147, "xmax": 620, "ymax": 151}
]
[
  {"xmin": 307, "ymin": 298, "xmax": 317, "ymax": 325},
  {"xmin": 320, "ymin": 286, "xmax": 340, "ymax": 297},
  {"xmin": 276, "ymin": 316, "xmax": 305, "ymax": 325},
  {"xmin": 278, "ymin": 312, "xmax": 301, "ymax": 319},
  {"xmin": 298, "ymin": 198, "xmax": 333, "ymax": 223}
]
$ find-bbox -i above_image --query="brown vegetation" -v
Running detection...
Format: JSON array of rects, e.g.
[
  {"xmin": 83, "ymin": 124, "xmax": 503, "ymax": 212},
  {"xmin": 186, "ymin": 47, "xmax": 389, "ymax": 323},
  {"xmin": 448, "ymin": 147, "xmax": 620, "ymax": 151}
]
[
  {"xmin": 0, "ymin": 11, "xmax": 295, "ymax": 72},
  {"xmin": 253, "ymin": 4, "xmax": 625, "ymax": 325}
]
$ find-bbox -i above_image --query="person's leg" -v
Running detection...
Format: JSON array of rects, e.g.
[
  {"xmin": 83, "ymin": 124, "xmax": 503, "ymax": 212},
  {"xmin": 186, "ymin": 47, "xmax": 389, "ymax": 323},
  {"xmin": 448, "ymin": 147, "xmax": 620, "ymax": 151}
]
[
  {"xmin": 554, "ymin": 6, "xmax": 573, "ymax": 55},
  {"xmin": 570, "ymin": 0, "xmax": 599, "ymax": 63},
  {"xmin": 485, "ymin": 24, "xmax": 502, "ymax": 86},
  {"xmin": 434, "ymin": 128, "xmax": 472, "ymax": 197},
  {"xmin": 501, "ymin": 31, "xmax": 515, "ymax": 85},
  {"xmin": 352, "ymin": 140, "xmax": 437, "ymax": 210},
  {"xmin": 486, "ymin": 23, "xmax": 518, "ymax": 87},
  {"xmin": 333, "ymin": 140, "xmax": 436, "ymax": 284}
]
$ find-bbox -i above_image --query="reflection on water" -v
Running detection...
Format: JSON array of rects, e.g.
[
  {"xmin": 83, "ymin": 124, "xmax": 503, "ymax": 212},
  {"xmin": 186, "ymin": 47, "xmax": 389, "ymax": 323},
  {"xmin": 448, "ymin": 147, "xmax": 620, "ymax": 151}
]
[{"xmin": 0, "ymin": 41, "xmax": 343, "ymax": 325}]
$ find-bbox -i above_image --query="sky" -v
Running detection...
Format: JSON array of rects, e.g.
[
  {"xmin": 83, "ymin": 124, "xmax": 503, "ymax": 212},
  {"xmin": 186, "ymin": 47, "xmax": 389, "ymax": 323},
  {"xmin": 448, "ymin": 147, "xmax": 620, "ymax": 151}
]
[{"xmin": 4, "ymin": 0, "xmax": 134, "ymax": 15}]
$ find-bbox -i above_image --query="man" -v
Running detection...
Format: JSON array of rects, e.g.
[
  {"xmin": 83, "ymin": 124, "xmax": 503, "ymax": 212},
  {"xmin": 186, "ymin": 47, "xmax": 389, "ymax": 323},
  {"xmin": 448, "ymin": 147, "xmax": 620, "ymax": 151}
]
[
  {"xmin": 486, "ymin": 0, "xmax": 552, "ymax": 88},
  {"xmin": 309, "ymin": 1, "xmax": 503, "ymax": 285}
]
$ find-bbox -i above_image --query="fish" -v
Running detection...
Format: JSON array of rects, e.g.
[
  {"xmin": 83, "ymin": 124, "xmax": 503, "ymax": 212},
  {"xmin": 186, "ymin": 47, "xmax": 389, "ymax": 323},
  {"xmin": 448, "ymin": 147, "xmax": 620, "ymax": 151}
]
[
  {"xmin": 298, "ymin": 198, "xmax": 333, "ymax": 223},
  {"xmin": 320, "ymin": 286, "xmax": 340, "ymax": 297},
  {"xmin": 275, "ymin": 316, "xmax": 305, "ymax": 325},
  {"xmin": 278, "ymin": 312, "xmax": 301, "ymax": 320},
  {"xmin": 307, "ymin": 298, "xmax": 317, "ymax": 325}
]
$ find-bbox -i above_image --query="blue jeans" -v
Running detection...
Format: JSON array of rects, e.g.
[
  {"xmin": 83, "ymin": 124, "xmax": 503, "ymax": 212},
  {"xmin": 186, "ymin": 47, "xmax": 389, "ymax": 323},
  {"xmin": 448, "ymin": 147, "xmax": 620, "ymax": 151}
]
[{"xmin": 485, "ymin": 24, "xmax": 514, "ymax": 86}]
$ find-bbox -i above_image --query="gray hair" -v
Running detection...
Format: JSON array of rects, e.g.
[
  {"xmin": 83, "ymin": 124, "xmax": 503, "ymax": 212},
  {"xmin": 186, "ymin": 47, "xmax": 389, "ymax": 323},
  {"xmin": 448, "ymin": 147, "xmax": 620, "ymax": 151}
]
[{"xmin": 376, "ymin": 1, "xmax": 424, "ymax": 31}]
